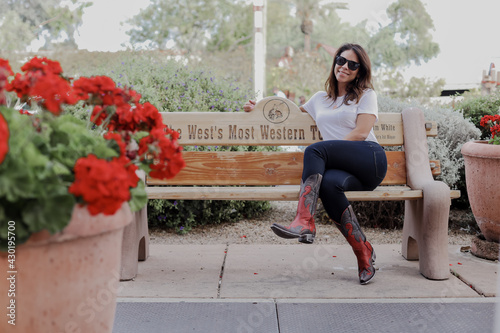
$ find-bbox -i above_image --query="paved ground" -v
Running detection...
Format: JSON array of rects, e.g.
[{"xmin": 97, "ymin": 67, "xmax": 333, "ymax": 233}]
[{"xmin": 113, "ymin": 243, "xmax": 499, "ymax": 332}]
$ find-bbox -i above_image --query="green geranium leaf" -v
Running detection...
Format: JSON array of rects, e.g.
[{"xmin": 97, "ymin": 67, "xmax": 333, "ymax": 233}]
[
  {"xmin": 51, "ymin": 160, "xmax": 72, "ymax": 176},
  {"xmin": 138, "ymin": 163, "xmax": 152, "ymax": 175},
  {"xmin": 22, "ymin": 194, "xmax": 75, "ymax": 235},
  {"xmin": 129, "ymin": 180, "xmax": 148, "ymax": 212},
  {"xmin": 0, "ymin": 206, "xmax": 31, "ymax": 250},
  {"xmin": 134, "ymin": 131, "xmax": 150, "ymax": 141}
]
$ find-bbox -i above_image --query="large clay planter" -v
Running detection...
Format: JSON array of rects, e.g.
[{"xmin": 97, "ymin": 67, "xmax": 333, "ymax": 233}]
[
  {"xmin": 461, "ymin": 141, "xmax": 500, "ymax": 243},
  {"xmin": 0, "ymin": 203, "xmax": 132, "ymax": 333}
]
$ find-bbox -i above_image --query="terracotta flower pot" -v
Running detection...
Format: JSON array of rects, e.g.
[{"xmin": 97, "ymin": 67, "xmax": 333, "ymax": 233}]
[
  {"xmin": 0, "ymin": 203, "xmax": 132, "ymax": 333},
  {"xmin": 461, "ymin": 140, "xmax": 500, "ymax": 242}
]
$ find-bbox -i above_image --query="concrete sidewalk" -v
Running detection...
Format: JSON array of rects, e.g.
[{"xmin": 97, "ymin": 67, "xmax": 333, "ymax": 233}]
[{"xmin": 114, "ymin": 244, "xmax": 499, "ymax": 332}]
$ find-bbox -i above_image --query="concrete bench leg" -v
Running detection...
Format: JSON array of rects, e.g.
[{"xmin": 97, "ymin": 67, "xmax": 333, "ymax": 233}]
[
  {"xmin": 120, "ymin": 203, "xmax": 149, "ymax": 281},
  {"xmin": 402, "ymin": 181, "xmax": 451, "ymax": 280}
]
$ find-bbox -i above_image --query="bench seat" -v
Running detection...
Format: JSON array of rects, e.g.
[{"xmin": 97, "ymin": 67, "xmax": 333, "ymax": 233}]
[{"xmin": 146, "ymin": 185, "xmax": 461, "ymax": 201}]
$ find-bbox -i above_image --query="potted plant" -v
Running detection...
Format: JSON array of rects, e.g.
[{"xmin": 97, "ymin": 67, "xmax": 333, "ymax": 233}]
[
  {"xmin": 0, "ymin": 57, "xmax": 184, "ymax": 332},
  {"xmin": 461, "ymin": 114, "xmax": 500, "ymax": 259}
]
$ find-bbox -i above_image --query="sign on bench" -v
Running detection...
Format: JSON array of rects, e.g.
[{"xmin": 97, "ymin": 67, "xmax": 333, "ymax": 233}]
[{"xmin": 161, "ymin": 97, "xmax": 435, "ymax": 146}]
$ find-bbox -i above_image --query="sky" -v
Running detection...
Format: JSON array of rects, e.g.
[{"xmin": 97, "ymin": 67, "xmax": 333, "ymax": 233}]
[{"xmin": 74, "ymin": 0, "xmax": 500, "ymax": 88}]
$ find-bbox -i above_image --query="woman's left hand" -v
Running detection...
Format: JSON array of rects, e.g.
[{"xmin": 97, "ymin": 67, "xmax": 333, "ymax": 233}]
[{"xmin": 243, "ymin": 100, "xmax": 256, "ymax": 112}]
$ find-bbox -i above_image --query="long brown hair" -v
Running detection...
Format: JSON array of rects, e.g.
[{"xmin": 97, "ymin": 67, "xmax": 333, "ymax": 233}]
[{"xmin": 324, "ymin": 43, "xmax": 373, "ymax": 105}]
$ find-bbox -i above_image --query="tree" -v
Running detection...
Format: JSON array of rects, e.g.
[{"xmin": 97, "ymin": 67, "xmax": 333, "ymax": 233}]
[
  {"xmin": 373, "ymin": 69, "xmax": 445, "ymax": 100},
  {"xmin": 268, "ymin": 0, "xmax": 438, "ymax": 70},
  {"xmin": 125, "ymin": 0, "xmax": 253, "ymax": 52},
  {"xmin": 366, "ymin": 0, "xmax": 440, "ymax": 68},
  {"xmin": 0, "ymin": 0, "xmax": 89, "ymax": 51},
  {"xmin": 284, "ymin": 0, "xmax": 443, "ymax": 97},
  {"xmin": 283, "ymin": 0, "xmax": 348, "ymax": 52},
  {"xmin": 207, "ymin": 1, "xmax": 253, "ymax": 52},
  {"xmin": 124, "ymin": 0, "xmax": 443, "ymax": 98}
]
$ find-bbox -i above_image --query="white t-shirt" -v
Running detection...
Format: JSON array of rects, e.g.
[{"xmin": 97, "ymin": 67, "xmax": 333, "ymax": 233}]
[{"xmin": 302, "ymin": 89, "xmax": 379, "ymax": 143}]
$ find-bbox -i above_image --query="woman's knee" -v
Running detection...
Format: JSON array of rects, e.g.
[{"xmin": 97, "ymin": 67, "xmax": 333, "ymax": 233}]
[
  {"xmin": 304, "ymin": 142, "xmax": 323, "ymax": 156},
  {"xmin": 319, "ymin": 172, "xmax": 346, "ymax": 198}
]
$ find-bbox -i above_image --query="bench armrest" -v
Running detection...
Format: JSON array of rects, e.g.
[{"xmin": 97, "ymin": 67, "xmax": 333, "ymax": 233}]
[{"xmin": 402, "ymin": 108, "xmax": 440, "ymax": 190}]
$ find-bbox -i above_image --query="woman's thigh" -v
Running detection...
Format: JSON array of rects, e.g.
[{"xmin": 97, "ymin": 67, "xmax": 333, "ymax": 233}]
[{"xmin": 303, "ymin": 140, "xmax": 387, "ymax": 190}]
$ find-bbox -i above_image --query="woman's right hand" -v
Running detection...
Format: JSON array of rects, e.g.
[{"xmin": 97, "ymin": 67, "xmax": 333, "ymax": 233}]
[{"xmin": 243, "ymin": 100, "xmax": 256, "ymax": 112}]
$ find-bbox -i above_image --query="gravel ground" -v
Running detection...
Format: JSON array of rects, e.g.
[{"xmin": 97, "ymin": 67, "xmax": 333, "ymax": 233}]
[{"xmin": 150, "ymin": 201, "xmax": 474, "ymax": 246}]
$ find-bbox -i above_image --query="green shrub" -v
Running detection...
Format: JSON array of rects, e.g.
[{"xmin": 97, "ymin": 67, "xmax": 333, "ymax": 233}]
[
  {"xmin": 378, "ymin": 95, "xmax": 480, "ymax": 189},
  {"xmin": 73, "ymin": 52, "xmax": 254, "ymax": 113},
  {"xmin": 148, "ymin": 199, "xmax": 271, "ymax": 234},
  {"xmin": 454, "ymin": 91, "xmax": 500, "ymax": 140},
  {"xmin": 149, "ymin": 143, "xmax": 279, "ymax": 232}
]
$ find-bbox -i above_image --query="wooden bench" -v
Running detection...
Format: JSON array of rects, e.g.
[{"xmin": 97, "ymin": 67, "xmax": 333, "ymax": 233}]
[{"xmin": 121, "ymin": 96, "xmax": 460, "ymax": 281}]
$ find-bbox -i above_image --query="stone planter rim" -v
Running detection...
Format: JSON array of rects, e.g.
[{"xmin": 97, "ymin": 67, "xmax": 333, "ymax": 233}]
[
  {"xmin": 461, "ymin": 140, "xmax": 500, "ymax": 159},
  {"xmin": 19, "ymin": 202, "xmax": 133, "ymax": 248}
]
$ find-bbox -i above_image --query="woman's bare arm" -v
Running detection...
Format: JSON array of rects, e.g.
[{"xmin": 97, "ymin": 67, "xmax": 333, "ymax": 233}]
[{"xmin": 343, "ymin": 114, "xmax": 377, "ymax": 141}]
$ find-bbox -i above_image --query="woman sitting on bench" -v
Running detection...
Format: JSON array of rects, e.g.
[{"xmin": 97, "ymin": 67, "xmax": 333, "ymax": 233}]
[{"xmin": 244, "ymin": 43, "xmax": 387, "ymax": 285}]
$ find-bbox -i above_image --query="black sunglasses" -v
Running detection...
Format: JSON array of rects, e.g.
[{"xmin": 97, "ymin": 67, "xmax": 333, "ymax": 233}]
[{"xmin": 335, "ymin": 56, "xmax": 360, "ymax": 71}]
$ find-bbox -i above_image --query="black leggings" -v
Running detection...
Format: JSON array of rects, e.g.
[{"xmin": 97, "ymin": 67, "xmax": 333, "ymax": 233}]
[{"xmin": 301, "ymin": 140, "xmax": 388, "ymax": 222}]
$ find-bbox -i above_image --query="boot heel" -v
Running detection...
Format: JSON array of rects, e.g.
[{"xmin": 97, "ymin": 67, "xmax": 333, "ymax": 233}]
[{"xmin": 298, "ymin": 233, "xmax": 315, "ymax": 244}]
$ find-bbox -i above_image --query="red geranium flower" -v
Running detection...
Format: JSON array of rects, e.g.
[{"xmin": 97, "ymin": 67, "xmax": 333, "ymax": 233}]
[
  {"xmin": 480, "ymin": 114, "xmax": 500, "ymax": 144},
  {"xmin": 0, "ymin": 59, "xmax": 13, "ymax": 75},
  {"xmin": 113, "ymin": 102, "xmax": 164, "ymax": 133},
  {"xmin": 73, "ymin": 76, "xmax": 117, "ymax": 103},
  {"xmin": 104, "ymin": 132, "xmax": 127, "ymax": 156},
  {"xmin": 20, "ymin": 57, "xmax": 63, "ymax": 76},
  {"xmin": 69, "ymin": 154, "xmax": 139, "ymax": 215},
  {"xmin": 6, "ymin": 57, "xmax": 77, "ymax": 115},
  {"xmin": 138, "ymin": 128, "xmax": 185, "ymax": 179},
  {"xmin": 29, "ymin": 74, "xmax": 78, "ymax": 115},
  {"xmin": 73, "ymin": 76, "xmax": 144, "ymax": 131}
]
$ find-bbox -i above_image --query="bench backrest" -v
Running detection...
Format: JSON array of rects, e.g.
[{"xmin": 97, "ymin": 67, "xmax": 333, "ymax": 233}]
[{"xmin": 149, "ymin": 97, "xmax": 438, "ymax": 187}]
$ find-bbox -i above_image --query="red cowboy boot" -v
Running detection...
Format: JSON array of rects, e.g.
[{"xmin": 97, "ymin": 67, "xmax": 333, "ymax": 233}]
[
  {"xmin": 271, "ymin": 174, "xmax": 322, "ymax": 244},
  {"xmin": 335, "ymin": 205, "xmax": 376, "ymax": 284}
]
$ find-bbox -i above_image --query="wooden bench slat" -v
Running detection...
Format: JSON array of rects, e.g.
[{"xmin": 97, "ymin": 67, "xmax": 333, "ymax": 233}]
[
  {"xmin": 149, "ymin": 151, "xmax": 303, "ymax": 186},
  {"xmin": 146, "ymin": 185, "xmax": 460, "ymax": 201},
  {"xmin": 147, "ymin": 151, "xmax": 441, "ymax": 186}
]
